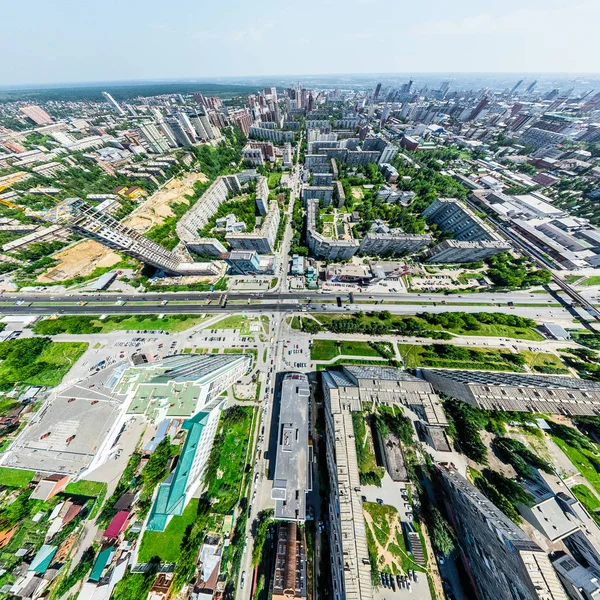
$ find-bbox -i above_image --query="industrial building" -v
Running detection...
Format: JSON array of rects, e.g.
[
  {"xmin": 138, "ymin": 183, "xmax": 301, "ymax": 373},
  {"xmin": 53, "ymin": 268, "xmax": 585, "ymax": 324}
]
[
  {"xmin": 422, "ymin": 369, "xmax": 600, "ymax": 416},
  {"xmin": 436, "ymin": 463, "xmax": 567, "ymax": 600},
  {"xmin": 271, "ymin": 373, "xmax": 310, "ymax": 522}
]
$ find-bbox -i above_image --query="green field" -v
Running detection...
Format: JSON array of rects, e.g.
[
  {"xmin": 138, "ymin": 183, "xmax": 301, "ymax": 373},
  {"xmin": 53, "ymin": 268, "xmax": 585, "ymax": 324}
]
[
  {"xmin": 582, "ymin": 276, "xmax": 600, "ymax": 286},
  {"xmin": 64, "ymin": 480, "xmax": 106, "ymax": 497},
  {"xmin": 33, "ymin": 314, "xmax": 207, "ymax": 335},
  {"xmin": 0, "ymin": 466, "xmax": 35, "ymax": 488},
  {"xmin": 398, "ymin": 344, "xmax": 526, "ymax": 372},
  {"xmin": 310, "ymin": 340, "xmax": 384, "ymax": 361},
  {"xmin": 571, "ymin": 484, "xmax": 600, "ymax": 526},
  {"xmin": 204, "ymin": 406, "xmax": 254, "ymax": 513},
  {"xmin": 138, "ymin": 498, "xmax": 199, "ymax": 563},
  {"xmin": 351, "ymin": 412, "xmax": 383, "ymax": 486},
  {"xmin": 314, "ymin": 312, "xmax": 544, "ymax": 341},
  {"xmin": 0, "ymin": 340, "xmax": 87, "ymax": 389},
  {"xmin": 268, "ymin": 172, "xmax": 282, "ymax": 188},
  {"xmin": 553, "ymin": 437, "xmax": 600, "ymax": 495},
  {"xmin": 211, "ymin": 314, "xmax": 252, "ymax": 333},
  {"xmin": 521, "ymin": 350, "xmax": 569, "ymax": 374}
]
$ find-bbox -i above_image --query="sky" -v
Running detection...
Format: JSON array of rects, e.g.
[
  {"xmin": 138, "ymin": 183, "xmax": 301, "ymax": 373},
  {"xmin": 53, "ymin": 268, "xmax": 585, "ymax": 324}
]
[{"xmin": 2, "ymin": 0, "xmax": 599, "ymax": 86}]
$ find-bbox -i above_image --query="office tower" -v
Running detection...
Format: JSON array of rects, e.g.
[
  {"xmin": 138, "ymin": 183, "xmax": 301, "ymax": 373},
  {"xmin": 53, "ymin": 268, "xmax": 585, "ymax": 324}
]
[
  {"xmin": 101, "ymin": 92, "xmax": 125, "ymax": 116},
  {"xmin": 510, "ymin": 79, "xmax": 524, "ymax": 94},
  {"xmin": 437, "ymin": 463, "xmax": 567, "ymax": 600},
  {"xmin": 373, "ymin": 82, "xmax": 382, "ymax": 102},
  {"xmin": 19, "ymin": 104, "xmax": 53, "ymax": 125},
  {"xmin": 138, "ymin": 121, "xmax": 171, "ymax": 154},
  {"xmin": 54, "ymin": 198, "xmax": 217, "ymax": 276},
  {"xmin": 526, "ymin": 80, "xmax": 538, "ymax": 94}
]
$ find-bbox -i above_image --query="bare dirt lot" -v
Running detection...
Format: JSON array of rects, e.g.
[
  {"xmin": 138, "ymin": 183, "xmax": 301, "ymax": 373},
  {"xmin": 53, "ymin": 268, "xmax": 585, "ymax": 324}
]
[
  {"xmin": 37, "ymin": 240, "xmax": 122, "ymax": 283},
  {"xmin": 123, "ymin": 172, "xmax": 208, "ymax": 233}
]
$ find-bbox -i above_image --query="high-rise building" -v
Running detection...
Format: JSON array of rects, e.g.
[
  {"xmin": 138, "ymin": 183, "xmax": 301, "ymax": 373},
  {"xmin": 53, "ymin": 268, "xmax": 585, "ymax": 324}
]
[
  {"xmin": 165, "ymin": 117, "xmax": 194, "ymax": 147},
  {"xmin": 54, "ymin": 198, "xmax": 217, "ymax": 276},
  {"xmin": 468, "ymin": 96, "xmax": 489, "ymax": 121},
  {"xmin": 510, "ymin": 79, "xmax": 524, "ymax": 95},
  {"xmin": 138, "ymin": 121, "xmax": 171, "ymax": 154},
  {"xmin": 101, "ymin": 92, "xmax": 125, "ymax": 116},
  {"xmin": 19, "ymin": 104, "xmax": 53, "ymax": 125},
  {"xmin": 422, "ymin": 369, "xmax": 600, "ymax": 415},
  {"xmin": 436, "ymin": 463, "xmax": 567, "ymax": 600},
  {"xmin": 373, "ymin": 82, "xmax": 382, "ymax": 102},
  {"xmin": 526, "ymin": 80, "xmax": 538, "ymax": 94}
]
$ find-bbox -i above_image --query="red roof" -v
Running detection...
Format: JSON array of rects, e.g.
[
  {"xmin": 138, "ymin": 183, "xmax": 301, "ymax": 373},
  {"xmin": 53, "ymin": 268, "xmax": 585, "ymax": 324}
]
[{"xmin": 104, "ymin": 511, "xmax": 130, "ymax": 539}]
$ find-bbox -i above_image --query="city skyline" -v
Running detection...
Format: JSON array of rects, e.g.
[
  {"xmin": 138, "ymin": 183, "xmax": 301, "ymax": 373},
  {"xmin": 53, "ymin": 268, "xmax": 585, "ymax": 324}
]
[{"xmin": 2, "ymin": 0, "xmax": 599, "ymax": 86}]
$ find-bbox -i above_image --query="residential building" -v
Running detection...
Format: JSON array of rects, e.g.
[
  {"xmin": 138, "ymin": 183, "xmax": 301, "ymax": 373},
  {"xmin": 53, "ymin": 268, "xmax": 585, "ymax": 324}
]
[
  {"xmin": 283, "ymin": 142, "xmax": 293, "ymax": 168},
  {"xmin": 306, "ymin": 199, "xmax": 359, "ymax": 260},
  {"xmin": 101, "ymin": 92, "xmax": 125, "ymax": 117},
  {"xmin": 139, "ymin": 121, "xmax": 171, "ymax": 154},
  {"xmin": 249, "ymin": 125, "xmax": 294, "ymax": 143},
  {"xmin": 322, "ymin": 370, "xmax": 374, "ymax": 600},
  {"xmin": 436, "ymin": 463, "xmax": 567, "ymax": 600},
  {"xmin": 55, "ymin": 198, "xmax": 218, "ymax": 276},
  {"xmin": 425, "ymin": 239, "xmax": 510, "ymax": 263},
  {"xmin": 521, "ymin": 127, "xmax": 565, "ymax": 150},
  {"xmin": 423, "ymin": 198, "xmax": 503, "ymax": 243},
  {"xmin": 271, "ymin": 373, "xmax": 310, "ymax": 522},
  {"xmin": 358, "ymin": 231, "xmax": 432, "ymax": 257},
  {"xmin": 255, "ymin": 176, "xmax": 269, "ymax": 216},
  {"xmin": 227, "ymin": 199, "xmax": 280, "ymax": 254},
  {"xmin": 552, "ymin": 555, "xmax": 600, "ymax": 600},
  {"xmin": 422, "ymin": 369, "xmax": 600, "ymax": 415},
  {"xmin": 272, "ymin": 522, "xmax": 307, "ymax": 599},
  {"xmin": 302, "ymin": 185, "xmax": 334, "ymax": 206},
  {"xmin": 225, "ymin": 250, "xmax": 262, "ymax": 274}
]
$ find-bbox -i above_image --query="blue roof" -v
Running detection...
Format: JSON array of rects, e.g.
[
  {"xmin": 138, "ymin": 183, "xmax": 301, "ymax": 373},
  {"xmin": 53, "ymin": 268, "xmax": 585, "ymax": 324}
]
[
  {"xmin": 89, "ymin": 546, "xmax": 114, "ymax": 582},
  {"xmin": 28, "ymin": 545, "xmax": 57, "ymax": 574}
]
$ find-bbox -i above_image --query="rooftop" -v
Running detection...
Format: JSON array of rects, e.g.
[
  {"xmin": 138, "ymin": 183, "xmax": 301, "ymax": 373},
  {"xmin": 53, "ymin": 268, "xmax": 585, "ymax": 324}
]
[{"xmin": 272, "ymin": 373, "xmax": 310, "ymax": 521}]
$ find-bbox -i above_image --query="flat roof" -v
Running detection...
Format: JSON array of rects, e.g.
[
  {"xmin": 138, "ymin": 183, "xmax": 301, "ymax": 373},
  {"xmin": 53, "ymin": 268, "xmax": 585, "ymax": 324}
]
[{"xmin": 272, "ymin": 373, "xmax": 310, "ymax": 521}]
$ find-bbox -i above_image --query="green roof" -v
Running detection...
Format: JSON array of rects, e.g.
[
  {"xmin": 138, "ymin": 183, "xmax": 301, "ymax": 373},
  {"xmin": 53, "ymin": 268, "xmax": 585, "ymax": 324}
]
[
  {"xmin": 89, "ymin": 546, "xmax": 114, "ymax": 582},
  {"xmin": 147, "ymin": 411, "xmax": 210, "ymax": 532}
]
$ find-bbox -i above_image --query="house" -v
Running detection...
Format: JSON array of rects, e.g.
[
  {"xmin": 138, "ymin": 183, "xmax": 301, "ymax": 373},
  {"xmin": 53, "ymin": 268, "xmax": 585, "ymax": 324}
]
[
  {"xmin": 30, "ymin": 474, "xmax": 69, "ymax": 501},
  {"xmin": 103, "ymin": 511, "xmax": 130, "ymax": 539}
]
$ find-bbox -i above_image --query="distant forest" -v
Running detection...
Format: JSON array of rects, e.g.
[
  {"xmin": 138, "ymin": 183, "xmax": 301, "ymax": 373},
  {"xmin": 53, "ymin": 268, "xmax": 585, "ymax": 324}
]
[{"xmin": 0, "ymin": 82, "xmax": 258, "ymax": 103}]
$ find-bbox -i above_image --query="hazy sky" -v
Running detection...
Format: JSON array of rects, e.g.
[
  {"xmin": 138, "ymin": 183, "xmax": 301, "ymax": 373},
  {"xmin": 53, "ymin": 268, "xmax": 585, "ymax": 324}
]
[{"xmin": 2, "ymin": 0, "xmax": 599, "ymax": 85}]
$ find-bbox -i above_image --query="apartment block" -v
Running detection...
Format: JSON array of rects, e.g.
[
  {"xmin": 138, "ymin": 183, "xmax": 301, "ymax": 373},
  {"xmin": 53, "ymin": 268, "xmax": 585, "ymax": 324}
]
[
  {"xmin": 425, "ymin": 239, "xmax": 510, "ymax": 263},
  {"xmin": 306, "ymin": 199, "xmax": 359, "ymax": 260},
  {"xmin": 301, "ymin": 185, "xmax": 334, "ymax": 207},
  {"xmin": 249, "ymin": 126, "xmax": 294, "ymax": 143},
  {"xmin": 358, "ymin": 231, "xmax": 432, "ymax": 257},
  {"xmin": 436, "ymin": 463, "xmax": 567, "ymax": 600},
  {"xmin": 322, "ymin": 370, "xmax": 374, "ymax": 600},
  {"xmin": 227, "ymin": 199, "xmax": 280, "ymax": 254},
  {"xmin": 422, "ymin": 369, "xmax": 600, "ymax": 416}
]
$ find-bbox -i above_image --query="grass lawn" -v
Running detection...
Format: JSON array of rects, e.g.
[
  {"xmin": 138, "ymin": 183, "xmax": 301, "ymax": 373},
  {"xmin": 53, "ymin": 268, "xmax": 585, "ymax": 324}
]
[
  {"xmin": 552, "ymin": 437, "xmax": 600, "ymax": 495},
  {"xmin": 311, "ymin": 340, "xmax": 384, "ymax": 361},
  {"xmin": 96, "ymin": 315, "xmax": 207, "ymax": 333},
  {"xmin": 0, "ymin": 341, "xmax": 88, "ymax": 388},
  {"xmin": 322, "ymin": 214, "xmax": 335, "ymax": 223},
  {"xmin": 0, "ymin": 398, "xmax": 19, "ymax": 416},
  {"xmin": 0, "ymin": 466, "xmax": 35, "ymax": 488},
  {"xmin": 351, "ymin": 412, "xmax": 383, "ymax": 485},
  {"xmin": 314, "ymin": 313, "xmax": 544, "ymax": 341},
  {"xmin": 205, "ymin": 407, "xmax": 254, "ymax": 513},
  {"xmin": 211, "ymin": 314, "xmax": 253, "ymax": 334},
  {"xmin": 582, "ymin": 276, "xmax": 600, "ymax": 286},
  {"xmin": 268, "ymin": 172, "xmax": 282, "ymax": 189},
  {"xmin": 64, "ymin": 480, "xmax": 106, "ymax": 497},
  {"xmin": 571, "ymin": 484, "xmax": 600, "ymax": 526},
  {"xmin": 291, "ymin": 316, "xmax": 301, "ymax": 330},
  {"xmin": 521, "ymin": 350, "xmax": 569, "ymax": 374},
  {"xmin": 138, "ymin": 498, "xmax": 200, "ymax": 562},
  {"xmin": 397, "ymin": 343, "xmax": 526, "ymax": 372},
  {"xmin": 316, "ymin": 358, "xmax": 388, "ymax": 371}
]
